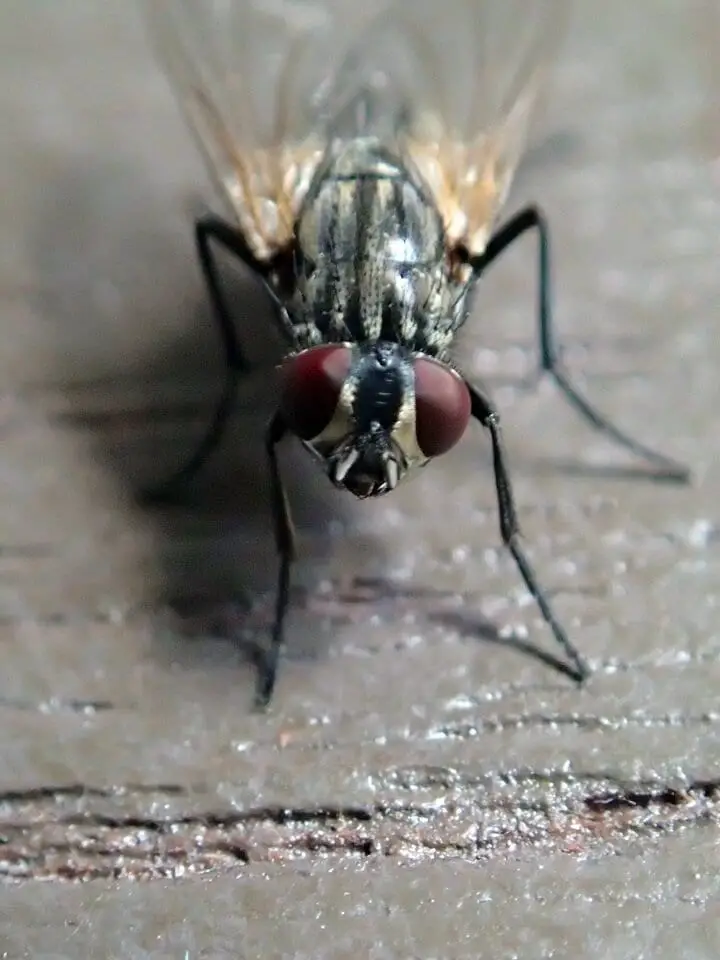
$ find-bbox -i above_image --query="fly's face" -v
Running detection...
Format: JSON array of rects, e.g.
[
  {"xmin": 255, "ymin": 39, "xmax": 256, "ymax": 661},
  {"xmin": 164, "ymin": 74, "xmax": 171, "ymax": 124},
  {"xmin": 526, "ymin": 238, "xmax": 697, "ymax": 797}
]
[{"xmin": 278, "ymin": 341, "xmax": 471, "ymax": 499}]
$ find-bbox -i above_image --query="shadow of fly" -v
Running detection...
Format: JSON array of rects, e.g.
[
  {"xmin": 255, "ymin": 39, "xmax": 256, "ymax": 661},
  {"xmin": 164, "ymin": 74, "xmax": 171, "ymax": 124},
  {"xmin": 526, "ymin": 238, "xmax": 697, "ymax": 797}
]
[{"xmin": 140, "ymin": 0, "xmax": 690, "ymax": 707}]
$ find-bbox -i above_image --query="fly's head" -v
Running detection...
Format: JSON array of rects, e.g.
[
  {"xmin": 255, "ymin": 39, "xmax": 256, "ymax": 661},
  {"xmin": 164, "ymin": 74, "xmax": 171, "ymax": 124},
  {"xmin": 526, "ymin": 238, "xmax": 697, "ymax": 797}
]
[{"xmin": 278, "ymin": 341, "xmax": 471, "ymax": 499}]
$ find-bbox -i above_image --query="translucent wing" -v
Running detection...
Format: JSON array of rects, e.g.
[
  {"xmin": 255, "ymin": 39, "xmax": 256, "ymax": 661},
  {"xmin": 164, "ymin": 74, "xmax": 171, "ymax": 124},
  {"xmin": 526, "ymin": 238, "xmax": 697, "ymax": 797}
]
[
  {"xmin": 142, "ymin": 0, "xmax": 570, "ymax": 260},
  {"xmin": 339, "ymin": 0, "xmax": 572, "ymax": 255}
]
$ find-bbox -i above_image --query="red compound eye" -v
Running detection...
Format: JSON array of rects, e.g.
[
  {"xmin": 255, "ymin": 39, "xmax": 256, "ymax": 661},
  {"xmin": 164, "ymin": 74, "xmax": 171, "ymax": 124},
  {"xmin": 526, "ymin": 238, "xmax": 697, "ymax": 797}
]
[
  {"xmin": 279, "ymin": 344, "xmax": 352, "ymax": 441},
  {"xmin": 413, "ymin": 357, "xmax": 471, "ymax": 457}
]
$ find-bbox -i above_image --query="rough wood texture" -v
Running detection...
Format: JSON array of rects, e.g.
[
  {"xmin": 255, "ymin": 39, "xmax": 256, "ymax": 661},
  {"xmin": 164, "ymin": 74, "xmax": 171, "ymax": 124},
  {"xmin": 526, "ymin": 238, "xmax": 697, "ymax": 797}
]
[{"xmin": 2, "ymin": 0, "xmax": 719, "ymax": 956}]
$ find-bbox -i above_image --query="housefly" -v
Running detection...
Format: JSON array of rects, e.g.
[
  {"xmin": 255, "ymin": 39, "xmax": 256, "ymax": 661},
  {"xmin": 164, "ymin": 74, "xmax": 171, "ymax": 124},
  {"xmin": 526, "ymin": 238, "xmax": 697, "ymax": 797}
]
[{"xmin": 140, "ymin": 0, "xmax": 690, "ymax": 707}]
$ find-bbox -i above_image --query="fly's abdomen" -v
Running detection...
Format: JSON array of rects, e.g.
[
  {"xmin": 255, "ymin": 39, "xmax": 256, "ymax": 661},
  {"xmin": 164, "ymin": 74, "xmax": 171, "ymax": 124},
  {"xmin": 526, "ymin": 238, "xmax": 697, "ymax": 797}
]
[{"xmin": 289, "ymin": 139, "xmax": 452, "ymax": 353}]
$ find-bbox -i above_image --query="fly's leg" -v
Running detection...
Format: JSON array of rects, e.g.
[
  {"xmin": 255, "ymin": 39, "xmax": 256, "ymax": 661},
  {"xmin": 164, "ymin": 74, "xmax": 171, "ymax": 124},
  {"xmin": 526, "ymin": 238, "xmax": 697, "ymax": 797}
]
[
  {"xmin": 255, "ymin": 410, "xmax": 295, "ymax": 709},
  {"xmin": 470, "ymin": 206, "xmax": 690, "ymax": 483},
  {"xmin": 142, "ymin": 214, "xmax": 267, "ymax": 502},
  {"xmin": 468, "ymin": 381, "xmax": 590, "ymax": 684}
]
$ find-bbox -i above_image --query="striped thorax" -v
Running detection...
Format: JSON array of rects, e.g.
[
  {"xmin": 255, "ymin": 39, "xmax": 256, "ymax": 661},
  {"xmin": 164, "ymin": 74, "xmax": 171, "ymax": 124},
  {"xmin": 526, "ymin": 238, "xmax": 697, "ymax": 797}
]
[{"xmin": 276, "ymin": 139, "xmax": 472, "ymax": 498}]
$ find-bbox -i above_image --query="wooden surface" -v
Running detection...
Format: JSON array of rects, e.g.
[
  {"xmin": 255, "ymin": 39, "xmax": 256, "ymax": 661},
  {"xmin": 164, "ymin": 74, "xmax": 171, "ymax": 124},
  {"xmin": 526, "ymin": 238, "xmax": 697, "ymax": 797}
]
[{"xmin": 1, "ymin": 0, "xmax": 719, "ymax": 957}]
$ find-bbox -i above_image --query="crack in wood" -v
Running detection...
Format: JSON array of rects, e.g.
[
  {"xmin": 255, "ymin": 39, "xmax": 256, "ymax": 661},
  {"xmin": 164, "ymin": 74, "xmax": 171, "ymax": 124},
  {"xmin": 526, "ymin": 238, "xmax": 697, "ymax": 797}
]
[
  {"xmin": 0, "ymin": 784, "xmax": 187, "ymax": 803},
  {"xmin": 430, "ymin": 711, "xmax": 720, "ymax": 738},
  {"xmin": 0, "ymin": 698, "xmax": 116, "ymax": 713},
  {"xmin": 0, "ymin": 777, "xmax": 716, "ymax": 882}
]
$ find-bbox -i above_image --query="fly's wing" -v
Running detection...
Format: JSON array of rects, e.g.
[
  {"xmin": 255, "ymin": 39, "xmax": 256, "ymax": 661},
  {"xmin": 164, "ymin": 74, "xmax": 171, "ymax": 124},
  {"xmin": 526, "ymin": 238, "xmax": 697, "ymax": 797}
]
[
  {"xmin": 142, "ymin": 0, "xmax": 345, "ymax": 261},
  {"xmin": 322, "ymin": 0, "xmax": 572, "ymax": 257},
  {"xmin": 142, "ymin": 0, "xmax": 569, "ymax": 261}
]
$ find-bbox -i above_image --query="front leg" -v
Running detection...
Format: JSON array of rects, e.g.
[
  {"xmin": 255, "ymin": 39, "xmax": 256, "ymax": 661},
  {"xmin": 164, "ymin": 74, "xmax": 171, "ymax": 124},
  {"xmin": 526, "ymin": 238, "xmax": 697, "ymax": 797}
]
[
  {"xmin": 468, "ymin": 380, "xmax": 590, "ymax": 685},
  {"xmin": 142, "ymin": 215, "xmax": 270, "ymax": 502},
  {"xmin": 470, "ymin": 206, "xmax": 690, "ymax": 484},
  {"xmin": 254, "ymin": 410, "xmax": 296, "ymax": 709}
]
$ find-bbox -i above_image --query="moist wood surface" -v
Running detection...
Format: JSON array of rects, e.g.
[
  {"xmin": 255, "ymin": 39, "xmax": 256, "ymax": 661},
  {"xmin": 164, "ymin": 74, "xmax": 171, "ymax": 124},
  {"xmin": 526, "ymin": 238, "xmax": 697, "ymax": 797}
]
[{"xmin": 1, "ymin": 0, "xmax": 719, "ymax": 957}]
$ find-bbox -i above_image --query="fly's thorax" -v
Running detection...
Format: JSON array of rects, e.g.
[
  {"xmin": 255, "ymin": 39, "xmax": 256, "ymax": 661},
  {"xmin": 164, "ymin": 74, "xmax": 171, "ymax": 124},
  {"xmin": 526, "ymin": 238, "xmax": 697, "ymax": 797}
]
[
  {"xmin": 282, "ymin": 139, "xmax": 464, "ymax": 358},
  {"xmin": 278, "ymin": 340, "xmax": 471, "ymax": 500}
]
